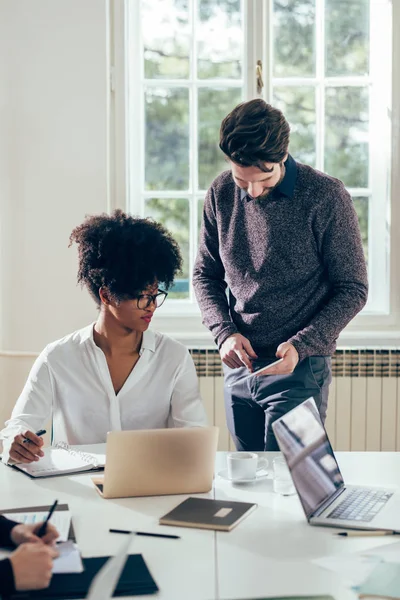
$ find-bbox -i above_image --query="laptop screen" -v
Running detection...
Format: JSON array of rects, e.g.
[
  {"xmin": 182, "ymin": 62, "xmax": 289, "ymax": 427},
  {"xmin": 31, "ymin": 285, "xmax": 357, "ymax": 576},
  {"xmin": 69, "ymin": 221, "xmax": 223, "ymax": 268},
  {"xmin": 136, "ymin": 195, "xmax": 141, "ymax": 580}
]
[{"xmin": 272, "ymin": 397, "xmax": 344, "ymax": 518}]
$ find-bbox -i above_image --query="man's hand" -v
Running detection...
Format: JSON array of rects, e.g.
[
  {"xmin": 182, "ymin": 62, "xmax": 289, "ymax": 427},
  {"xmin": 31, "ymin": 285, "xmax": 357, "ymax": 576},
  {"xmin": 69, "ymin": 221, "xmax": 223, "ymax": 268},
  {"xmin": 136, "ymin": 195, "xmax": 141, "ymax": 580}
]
[
  {"xmin": 9, "ymin": 543, "xmax": 59, "ymax": 591},
  {"xmin": 9, "ymin": 430, "xmax": 44, "ymax": 464},
  {"xmin": 255, "ymin": 342, "xmax": 299, "ymax": 376},
  {"xmin": 220, "ymin": 334, "xmax": 258, "ymax": 371},
  {"xmin": 10, "ymin": 522, "xmax": 59, "ymax": 546}
]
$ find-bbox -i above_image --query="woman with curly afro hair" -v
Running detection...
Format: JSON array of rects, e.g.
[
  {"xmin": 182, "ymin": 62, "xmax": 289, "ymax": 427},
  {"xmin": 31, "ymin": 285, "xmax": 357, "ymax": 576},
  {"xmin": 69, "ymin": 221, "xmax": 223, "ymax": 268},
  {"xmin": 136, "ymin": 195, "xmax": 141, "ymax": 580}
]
[{"xmin": 1, "ymin": 210, "xmax": 207, "ymax": 464}]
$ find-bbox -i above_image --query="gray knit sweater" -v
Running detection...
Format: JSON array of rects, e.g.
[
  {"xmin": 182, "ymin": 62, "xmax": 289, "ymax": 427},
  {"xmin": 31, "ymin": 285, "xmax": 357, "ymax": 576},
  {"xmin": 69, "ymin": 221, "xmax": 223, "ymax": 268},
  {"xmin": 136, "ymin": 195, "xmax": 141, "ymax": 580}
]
[{"xmin": 193, "ymin": 157, "xmax": 368, "ymax": 362}]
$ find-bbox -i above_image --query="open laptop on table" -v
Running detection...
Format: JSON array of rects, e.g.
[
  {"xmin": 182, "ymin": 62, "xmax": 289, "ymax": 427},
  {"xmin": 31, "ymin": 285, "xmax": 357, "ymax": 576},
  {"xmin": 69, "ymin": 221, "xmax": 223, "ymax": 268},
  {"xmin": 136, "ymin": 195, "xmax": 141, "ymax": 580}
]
[
  {"xmin": 92, "ymin": 426, "xmax": 219, "ymax": 499},
  {"xmin": 272, "ymin": 397, "xmax": 400, "ymax": 531}
]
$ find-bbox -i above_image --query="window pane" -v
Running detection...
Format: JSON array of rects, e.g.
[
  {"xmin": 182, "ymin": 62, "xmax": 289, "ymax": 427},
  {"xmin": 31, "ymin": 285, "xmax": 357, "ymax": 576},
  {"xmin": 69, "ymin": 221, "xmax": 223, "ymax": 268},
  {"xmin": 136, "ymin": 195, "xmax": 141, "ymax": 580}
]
[
  {"xmin": 325, "ymin": 0, "xmax": 369, "ymax": 76},
  {"xmin": 272, "ymin": 0, "xmax": 316, "ymax": 77},
  {"xmin": 273, "ymin": 86, "xmax": 316, "ymax": 167},
  {"xmin": 142, "ymin": 0, "xmax": 190, "ymax": 79},
  {"xmin": 197, "ymin": 197, "xmax": 204, "ymax": 246},
  {"xmin": 145, "ymin": 88, "xmax": 189, "ymax": 191},
  {"xmin": 144, "ymin": 198, "xmax": 190, "ymax": 299},
  {"xmin": 353, "ymin": 196, "xmax": 369, "ymax": 262},
  {"xmin": 198, "ymin": 87, "xmax": 242, "ymax": 189},
  {"xmin": 325, "ymin": 87, "xmax": 369, "ymax": 188},
  {"xmin": 198, "ymin": 0, "xmax": 243, "ymax": 79}
]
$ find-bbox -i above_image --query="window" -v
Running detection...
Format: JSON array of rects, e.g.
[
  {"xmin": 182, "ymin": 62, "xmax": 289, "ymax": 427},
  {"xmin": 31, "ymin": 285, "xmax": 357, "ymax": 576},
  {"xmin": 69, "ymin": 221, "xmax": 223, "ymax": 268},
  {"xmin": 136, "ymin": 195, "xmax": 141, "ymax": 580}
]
[
  {"xmin": 127, "ymin": 0, "xmax": 246, "ymax": 303},
  {"xmin": 126, "ymin": 0, "xmax": 394, "ymax": 321},
  {"xmin": 269, "ymin": 0, "xmax": 392, "ymax": 315}
]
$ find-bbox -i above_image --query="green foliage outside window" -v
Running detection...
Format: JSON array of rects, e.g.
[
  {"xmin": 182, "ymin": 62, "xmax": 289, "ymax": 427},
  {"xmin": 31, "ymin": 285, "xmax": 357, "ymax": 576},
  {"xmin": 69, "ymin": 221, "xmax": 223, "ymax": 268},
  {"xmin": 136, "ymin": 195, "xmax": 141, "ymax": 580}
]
[{"xmin": 141, "ymin": 0, "xmax": 371, "ymax": 299}]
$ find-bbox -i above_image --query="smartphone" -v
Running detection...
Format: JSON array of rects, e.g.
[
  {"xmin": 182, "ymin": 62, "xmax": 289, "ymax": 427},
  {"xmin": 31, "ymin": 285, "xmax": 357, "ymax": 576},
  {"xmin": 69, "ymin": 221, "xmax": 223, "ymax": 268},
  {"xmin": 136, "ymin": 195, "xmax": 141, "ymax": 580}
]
[{"xmin": 227, "ymin": 357, "xmax": 284, "ymax": 388}]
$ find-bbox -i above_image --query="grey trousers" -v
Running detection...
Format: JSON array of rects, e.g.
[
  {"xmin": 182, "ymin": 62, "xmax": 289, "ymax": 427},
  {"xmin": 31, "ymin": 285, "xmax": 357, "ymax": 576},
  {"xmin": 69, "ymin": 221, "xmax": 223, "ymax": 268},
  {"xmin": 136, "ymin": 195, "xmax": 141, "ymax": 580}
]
[{"xmin": 223, "ymin": 356, "xmax": 332, "ymax": 451}]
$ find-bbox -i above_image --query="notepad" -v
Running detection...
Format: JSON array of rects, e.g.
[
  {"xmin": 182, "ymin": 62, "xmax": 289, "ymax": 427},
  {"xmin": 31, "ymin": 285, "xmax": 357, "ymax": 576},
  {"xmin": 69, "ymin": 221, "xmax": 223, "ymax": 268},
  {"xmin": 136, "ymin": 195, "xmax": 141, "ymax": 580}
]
[
  {"xmin": 12, "ymin": 444, "xmax": 106, "ymax": 478},
  {"xmin": 7, "ymin": 554, "xmax": 159, "ymax": 598},
  {"xmin": 52, "ymin": 541, "xmax": 83, "ymax": 574},
  {"xmin": 159, "ymin": 497, "xmax": 257, "ymax": 531},
  {"xmin": 1, "ymin": 503, "xmax": 76, "ymax": 542}
]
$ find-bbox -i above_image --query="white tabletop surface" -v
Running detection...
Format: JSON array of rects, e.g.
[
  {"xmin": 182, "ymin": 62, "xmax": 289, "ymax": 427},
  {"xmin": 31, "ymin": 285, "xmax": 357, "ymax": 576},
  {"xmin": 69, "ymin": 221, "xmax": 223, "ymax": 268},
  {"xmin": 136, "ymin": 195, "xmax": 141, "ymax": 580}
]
[{"xmin": 1, "ymin": 448, "xmax": 400, "ymax": 600}]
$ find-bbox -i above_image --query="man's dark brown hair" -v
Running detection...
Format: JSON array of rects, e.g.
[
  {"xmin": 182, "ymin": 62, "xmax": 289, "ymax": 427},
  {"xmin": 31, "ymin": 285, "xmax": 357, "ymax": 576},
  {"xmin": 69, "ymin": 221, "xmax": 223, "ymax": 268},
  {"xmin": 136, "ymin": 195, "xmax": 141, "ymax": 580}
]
[{"xmin": 219, "ymin": 99, "xmax": 290, "ymax": 170}]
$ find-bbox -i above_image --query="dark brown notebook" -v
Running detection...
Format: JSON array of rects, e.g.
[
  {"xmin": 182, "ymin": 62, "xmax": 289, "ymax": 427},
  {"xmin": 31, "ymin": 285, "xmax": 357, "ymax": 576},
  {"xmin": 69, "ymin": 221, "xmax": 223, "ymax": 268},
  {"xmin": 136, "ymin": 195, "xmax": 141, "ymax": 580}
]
[{"xmin": 159, "ymin": 497, "xmax": 257, "ymax": 532}]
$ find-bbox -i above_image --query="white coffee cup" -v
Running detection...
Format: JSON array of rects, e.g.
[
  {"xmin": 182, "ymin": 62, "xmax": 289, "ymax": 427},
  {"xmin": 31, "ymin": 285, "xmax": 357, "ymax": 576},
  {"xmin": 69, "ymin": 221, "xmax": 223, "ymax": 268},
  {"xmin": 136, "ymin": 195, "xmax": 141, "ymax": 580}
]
[{"xmin": 227, "ymin": 452, "xmax": 268, "ymax": 481}]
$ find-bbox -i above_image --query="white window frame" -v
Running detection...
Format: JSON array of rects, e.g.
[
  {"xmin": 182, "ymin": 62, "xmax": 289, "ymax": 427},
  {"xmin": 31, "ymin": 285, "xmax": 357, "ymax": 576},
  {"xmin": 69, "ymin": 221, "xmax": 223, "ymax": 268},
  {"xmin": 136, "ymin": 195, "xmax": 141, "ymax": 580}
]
[
  {"xmin": 111, "ymin": 0, "xmax": 400, "ymax": 346},
  {"xmin": 265, "ymin": 0, "xmax": 392, "ymax": 316},
  {"xmin": 125, "ymin": 0, "xmax": 253, "ymax": 318}
]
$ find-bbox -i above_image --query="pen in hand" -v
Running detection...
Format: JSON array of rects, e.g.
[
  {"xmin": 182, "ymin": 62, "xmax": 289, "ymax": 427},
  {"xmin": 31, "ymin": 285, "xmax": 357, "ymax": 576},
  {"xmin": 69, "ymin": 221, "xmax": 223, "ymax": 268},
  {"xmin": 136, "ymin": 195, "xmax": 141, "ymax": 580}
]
[
  {"xmin": 37, "ymin": 499, "xmax": 58, "ymax": 538},
  {"xmin": 109, "ymin": 528, "xmax": 180, "ymax": 540},
  {"xmin": 23, "ymin": 429, "xmax": 47, "ymax": 444}
]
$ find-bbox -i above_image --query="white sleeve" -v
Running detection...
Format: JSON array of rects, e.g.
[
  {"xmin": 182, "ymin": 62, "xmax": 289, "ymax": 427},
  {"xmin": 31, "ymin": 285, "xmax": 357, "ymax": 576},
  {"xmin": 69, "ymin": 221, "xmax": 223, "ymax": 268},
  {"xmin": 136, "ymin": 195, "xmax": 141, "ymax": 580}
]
[
  {"xmin": 169, "ymin": 351, "xmax": 208, "ymax": 428},
  {"xmin": 0, "ymin": 350, "xmax": 53, "ymax": 463}
]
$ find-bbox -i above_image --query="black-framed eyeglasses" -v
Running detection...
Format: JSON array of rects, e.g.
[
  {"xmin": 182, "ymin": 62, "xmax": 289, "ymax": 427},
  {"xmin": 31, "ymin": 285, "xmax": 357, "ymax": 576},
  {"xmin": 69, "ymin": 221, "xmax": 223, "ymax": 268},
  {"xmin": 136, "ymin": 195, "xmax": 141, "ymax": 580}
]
[{"xmin": 136, "ymin": 289, "xmax": 168, "ymax": 310}]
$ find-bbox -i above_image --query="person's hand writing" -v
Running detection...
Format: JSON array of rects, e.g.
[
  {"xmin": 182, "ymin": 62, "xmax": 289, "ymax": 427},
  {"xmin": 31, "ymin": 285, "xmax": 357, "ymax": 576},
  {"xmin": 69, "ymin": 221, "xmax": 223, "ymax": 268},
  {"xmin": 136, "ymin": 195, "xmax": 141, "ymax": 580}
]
[
  {"xmin": 9, "ymin": 430, "xmax": 44, "ymax": 464},
  {"xmin": 220, "ymin": 334, "xmax": 258, "ymax": 371},
  {"xmin": 9, "ymin": 543, "xmax": 59, "ymax": 591},
  {"xmin": 255, "ymin": 342, "xmax": 299, "ymax": 376},
  {"xmin": 10, "ymin": 522, "xmax": 59, "ymax": 546}
]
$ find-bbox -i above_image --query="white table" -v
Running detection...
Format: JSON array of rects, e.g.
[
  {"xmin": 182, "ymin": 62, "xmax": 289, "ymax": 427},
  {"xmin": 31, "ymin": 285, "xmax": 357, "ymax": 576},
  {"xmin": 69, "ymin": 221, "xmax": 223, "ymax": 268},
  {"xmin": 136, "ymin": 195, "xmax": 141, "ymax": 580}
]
[{"xmin": 1, "ymin": 449, "xmax": 400, "ymax": 600}]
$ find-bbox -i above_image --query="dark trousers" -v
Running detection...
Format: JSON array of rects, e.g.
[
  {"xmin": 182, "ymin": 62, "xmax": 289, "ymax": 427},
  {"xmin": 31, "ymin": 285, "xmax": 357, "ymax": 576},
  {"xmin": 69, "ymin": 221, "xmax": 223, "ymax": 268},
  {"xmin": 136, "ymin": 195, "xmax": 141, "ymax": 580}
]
[{"xmin": 223, "ymin": 356, "xmax": 332, "ymax": 451}]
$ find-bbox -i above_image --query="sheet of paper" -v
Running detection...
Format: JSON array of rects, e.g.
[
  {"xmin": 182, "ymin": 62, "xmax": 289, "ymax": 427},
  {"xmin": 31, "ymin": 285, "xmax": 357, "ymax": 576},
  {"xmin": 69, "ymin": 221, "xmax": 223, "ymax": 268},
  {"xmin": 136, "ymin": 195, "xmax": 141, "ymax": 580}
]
[
  {"xmin": 361, "ymin": 539, "xmax": 400, "ymax": 563},
  {"xmin": 53, "ymin": 540, "xmax": 83, "ymax": 574},
  {"xmin": 18, "ymin": 448, "xmax": 95, "ymax": 476},
  {"xmin": 5, "ymin": 511, "xmax": 72, "ymax": 542},
  {"xmin": 312, "ymin": 554, "xmax": 381, "ymax": 588}
]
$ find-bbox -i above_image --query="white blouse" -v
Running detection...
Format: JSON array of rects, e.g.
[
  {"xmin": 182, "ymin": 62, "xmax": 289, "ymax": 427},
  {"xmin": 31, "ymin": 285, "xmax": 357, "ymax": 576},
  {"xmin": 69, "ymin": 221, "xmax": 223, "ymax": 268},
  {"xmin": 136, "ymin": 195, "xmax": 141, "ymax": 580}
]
[{"xmin": 0, "ymin": 324, "xmax": 207, "ymax": 461}]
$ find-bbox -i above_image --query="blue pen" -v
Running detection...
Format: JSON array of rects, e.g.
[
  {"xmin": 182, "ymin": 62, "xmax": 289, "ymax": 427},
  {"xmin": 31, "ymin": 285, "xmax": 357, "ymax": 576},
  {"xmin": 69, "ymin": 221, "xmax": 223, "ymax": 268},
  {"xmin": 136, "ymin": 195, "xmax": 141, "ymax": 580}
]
[{"xmin": 23, "ymin": 429, "xmax": 46, "ymax": 444}]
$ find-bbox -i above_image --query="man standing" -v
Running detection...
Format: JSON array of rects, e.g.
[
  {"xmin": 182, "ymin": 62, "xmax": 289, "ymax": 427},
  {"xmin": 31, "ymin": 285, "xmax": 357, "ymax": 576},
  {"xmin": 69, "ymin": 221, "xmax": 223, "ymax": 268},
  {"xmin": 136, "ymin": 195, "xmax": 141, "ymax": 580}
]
[{"xmin": 193, "ymin": 99, "xmax": 368, "ymax": 451}]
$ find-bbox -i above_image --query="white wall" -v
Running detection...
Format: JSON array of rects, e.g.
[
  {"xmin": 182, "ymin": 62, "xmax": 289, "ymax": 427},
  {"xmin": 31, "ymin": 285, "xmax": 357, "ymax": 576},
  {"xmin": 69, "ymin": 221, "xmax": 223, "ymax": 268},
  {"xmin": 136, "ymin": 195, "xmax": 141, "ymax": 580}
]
[{"xmin": 0, "ymin": 0, "xmax": 110, "ymax": 428}]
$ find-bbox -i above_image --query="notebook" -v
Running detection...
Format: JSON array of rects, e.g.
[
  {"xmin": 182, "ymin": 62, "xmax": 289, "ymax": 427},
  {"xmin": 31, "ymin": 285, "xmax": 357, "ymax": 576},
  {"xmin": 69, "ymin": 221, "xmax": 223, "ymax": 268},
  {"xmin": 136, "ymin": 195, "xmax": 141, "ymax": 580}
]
[
  {"xmin": 5, "ymin": 554, "xmax": 159, "ymax": 599},
  {"xmin": 11, "ymin": 442, "xmax": 106, "ymax": 478},
  {"xmin": 358, "ymin": 561, "xmax": 400, "ymax": 599},
  {"xmin": 159, "ymin": 497, "xmax": 257, "ymax": 532},
  {"xmin": 0, "ymin": 504, "xmax": 75, "ymax": 542},
  {"xmin": 52, "ymin": 541, "xmax": 83, "ymax": 574}
]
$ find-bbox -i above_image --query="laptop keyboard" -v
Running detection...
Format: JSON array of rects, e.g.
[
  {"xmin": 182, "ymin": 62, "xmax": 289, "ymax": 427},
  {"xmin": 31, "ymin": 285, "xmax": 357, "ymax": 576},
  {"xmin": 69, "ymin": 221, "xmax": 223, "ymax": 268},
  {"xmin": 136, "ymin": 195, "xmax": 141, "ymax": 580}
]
[{"xmin": 327, "ymin": 488, "xmax": 393, "ymax": 522}]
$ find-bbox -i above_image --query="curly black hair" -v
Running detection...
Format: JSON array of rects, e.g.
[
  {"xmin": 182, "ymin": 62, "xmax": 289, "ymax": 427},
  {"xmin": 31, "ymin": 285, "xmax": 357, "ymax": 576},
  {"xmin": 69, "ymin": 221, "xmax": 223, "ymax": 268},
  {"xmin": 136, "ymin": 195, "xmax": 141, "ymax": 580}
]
[{"xmin": 69, "ymin": 209, "xmax": 182, "ymax": 304}]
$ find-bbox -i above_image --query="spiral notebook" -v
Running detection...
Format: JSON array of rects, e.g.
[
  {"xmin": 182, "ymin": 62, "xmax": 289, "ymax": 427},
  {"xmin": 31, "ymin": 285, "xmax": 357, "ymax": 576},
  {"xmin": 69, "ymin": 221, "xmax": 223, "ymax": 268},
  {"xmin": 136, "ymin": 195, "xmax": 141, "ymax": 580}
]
[{"xmin": 12, "ymin": 443, "xmax": 106, "ymax": 478}]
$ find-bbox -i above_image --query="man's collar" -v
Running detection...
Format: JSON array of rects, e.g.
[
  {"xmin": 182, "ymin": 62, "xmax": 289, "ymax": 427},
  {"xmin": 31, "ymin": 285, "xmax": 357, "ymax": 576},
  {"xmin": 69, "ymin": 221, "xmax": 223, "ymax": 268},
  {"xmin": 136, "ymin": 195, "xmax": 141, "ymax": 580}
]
[{"xmin": 239, "ymin": 154, "xmax": 297, "ymax": 202}]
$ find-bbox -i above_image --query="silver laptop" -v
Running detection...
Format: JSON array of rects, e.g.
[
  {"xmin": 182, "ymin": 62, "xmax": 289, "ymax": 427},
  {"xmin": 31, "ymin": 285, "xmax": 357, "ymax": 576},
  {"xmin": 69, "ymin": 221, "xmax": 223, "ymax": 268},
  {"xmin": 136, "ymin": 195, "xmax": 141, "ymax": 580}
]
[
  {"xmin": 272, "ymin": 397, "xmax": 400, "ymax": 531},
  {"xmin": 92, "ymin": 426, "xmax": 219, "ymax": 499}
]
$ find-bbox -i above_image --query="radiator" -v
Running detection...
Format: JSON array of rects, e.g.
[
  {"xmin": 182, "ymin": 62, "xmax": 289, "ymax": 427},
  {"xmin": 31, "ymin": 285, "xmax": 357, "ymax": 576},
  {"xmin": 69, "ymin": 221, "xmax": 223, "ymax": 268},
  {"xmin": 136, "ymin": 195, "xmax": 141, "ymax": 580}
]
[{"xmin": 189, "ymin": 349, "xmax": 400, "ymax": 452}]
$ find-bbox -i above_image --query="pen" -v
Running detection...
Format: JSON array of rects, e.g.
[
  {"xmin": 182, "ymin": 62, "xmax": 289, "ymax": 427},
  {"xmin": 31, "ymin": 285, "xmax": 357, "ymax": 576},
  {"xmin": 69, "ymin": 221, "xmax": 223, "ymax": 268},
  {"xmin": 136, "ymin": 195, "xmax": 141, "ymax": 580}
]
[
  {"xmin": 109, "ymin": 528, "xmax": 180, "ymax": 540},
  {"xmin": 23, "ymin": 429, "xmax": 47, "ymax": 444},
  {"xmin": 37, "ymin": 500, "xmax": 58, "ymax": 538},
  {"xmin": 336, "ymin": 530, "xmax": 400, "ymax": 537}
]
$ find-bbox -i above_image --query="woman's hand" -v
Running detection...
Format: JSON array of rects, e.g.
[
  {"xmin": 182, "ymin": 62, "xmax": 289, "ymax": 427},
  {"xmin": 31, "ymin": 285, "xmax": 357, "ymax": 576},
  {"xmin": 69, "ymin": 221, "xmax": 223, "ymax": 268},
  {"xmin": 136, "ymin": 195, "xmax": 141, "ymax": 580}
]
[
  {"xmin": 8, "ymin": 430, "xmax": 44, "ymax": 463},
  {"xmin": 10, "ymin": 522, "xmax": 59, "ymax": 546},
  {"xmin": 9, "ymin": 543, "xmax": 59, "ymax": 591}
]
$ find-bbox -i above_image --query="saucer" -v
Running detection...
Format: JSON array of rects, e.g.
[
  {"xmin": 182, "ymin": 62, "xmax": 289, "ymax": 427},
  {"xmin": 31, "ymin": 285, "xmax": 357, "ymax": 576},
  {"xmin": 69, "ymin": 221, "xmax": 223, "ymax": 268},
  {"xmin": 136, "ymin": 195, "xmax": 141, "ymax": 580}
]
[{"xmin": 217, "ymin": 467, "xmax": 269, "ymax": 483}]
